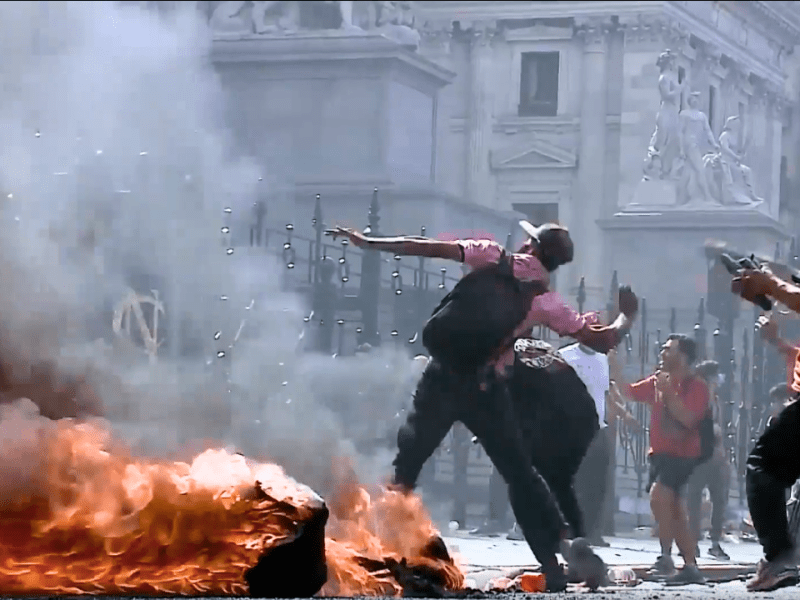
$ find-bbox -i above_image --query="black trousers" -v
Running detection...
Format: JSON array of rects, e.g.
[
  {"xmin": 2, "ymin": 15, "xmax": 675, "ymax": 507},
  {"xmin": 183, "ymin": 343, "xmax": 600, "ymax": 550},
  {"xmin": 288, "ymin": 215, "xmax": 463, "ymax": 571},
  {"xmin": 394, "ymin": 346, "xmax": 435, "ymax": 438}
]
[
  {"xmin": 575, "ymin": 427, "xmax": 612, "ymax": 539},
  {"xmin": 393, "ymin": 359, "xmax": 568, "ymax": 566},
  {"xmin": 746, "ymin": 398, "xmax": 800, "ymax": 562},
  {"xmin": 483, "ymin": 445, "xmax": 587, "ymax": 539},
  {"xmin": 687, "ymin": 454, "xmax": 729, "ymax": 544}
]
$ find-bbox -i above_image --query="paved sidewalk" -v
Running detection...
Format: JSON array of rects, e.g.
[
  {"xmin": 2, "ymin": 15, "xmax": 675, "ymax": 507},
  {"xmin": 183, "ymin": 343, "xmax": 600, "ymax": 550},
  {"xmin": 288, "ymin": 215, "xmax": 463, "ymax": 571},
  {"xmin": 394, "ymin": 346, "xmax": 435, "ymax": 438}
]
[{"xmin": 442, "ymin": 530, "xmax": 764, "ymax": 589}]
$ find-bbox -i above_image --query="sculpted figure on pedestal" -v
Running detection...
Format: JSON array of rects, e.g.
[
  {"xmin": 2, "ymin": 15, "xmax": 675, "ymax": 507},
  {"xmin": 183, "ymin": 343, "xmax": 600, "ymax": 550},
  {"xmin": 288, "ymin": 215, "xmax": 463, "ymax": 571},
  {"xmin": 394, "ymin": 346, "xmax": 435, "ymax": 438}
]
[
  {"xmin": 676, "ymin": 92, "xmax": 719, "ymax": 206},
  {"xmin": 210, "ymin": 1, "xmax": 394, "ymax": 36},
  {"xmin": 210, "ymin": 1, "xmax": 299, "ymax": 35},
  {"xmin": 375, "ymin": 1, "xmax": 420, "ymax": 48},
  {"xmin": 643, "ymin": 51, "xmax": 684, "ymax": 181},
  {"xmin": 702, "ymin": 116, "xmax": 764, "ymax": 208}
]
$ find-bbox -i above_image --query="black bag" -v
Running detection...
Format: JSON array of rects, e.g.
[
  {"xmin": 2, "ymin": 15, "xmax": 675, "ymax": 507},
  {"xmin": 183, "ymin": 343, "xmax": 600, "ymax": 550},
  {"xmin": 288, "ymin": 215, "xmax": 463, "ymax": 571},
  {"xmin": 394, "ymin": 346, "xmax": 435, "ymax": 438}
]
[
  {"xmin": 421, "ymin": 253, "xmax": 545, "ymax": 371},
  {"xmin": 697, "ymin": 409, "xmax": 716, "ymax": 464}
]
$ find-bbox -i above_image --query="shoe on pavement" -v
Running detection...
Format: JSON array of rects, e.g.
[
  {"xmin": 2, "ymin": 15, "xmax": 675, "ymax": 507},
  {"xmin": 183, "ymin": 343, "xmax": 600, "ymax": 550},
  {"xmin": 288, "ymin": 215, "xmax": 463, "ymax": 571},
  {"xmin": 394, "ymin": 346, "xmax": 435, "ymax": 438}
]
[
  {"xmin": 542, "ymin": 563, "xmax": 568, "ymax": 593},
  {"xmin": 666, "ymin": 565, "xmax": 706, "ymax": 585},
  {"xmin": 469, "ymin": 519, "xmax": 507, "ymax": 536},
  {"xmin": 506, "ymin": 523, "xmax": 524, "ymax": 541},
  {"xmin": 746, "ymin": 555, "xmax": 800, "ymax": 592},
  {"xmin": 561, "ymin": 538, "xmax": 609, "ymax": 590},
  {"xmin": 648, "ymin": 554, "xmax": 677, "ymax": 577},
  {"xmin": 708, "ymin": 543, "xmax": 730, "ymax": 560}
]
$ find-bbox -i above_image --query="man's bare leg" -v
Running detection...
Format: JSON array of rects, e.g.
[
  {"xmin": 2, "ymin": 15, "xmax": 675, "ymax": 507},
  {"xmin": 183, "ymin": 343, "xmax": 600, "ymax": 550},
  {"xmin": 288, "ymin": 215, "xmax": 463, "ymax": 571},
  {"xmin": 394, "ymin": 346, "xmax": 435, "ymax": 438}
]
[{"xmin": 651, "ymin": 482, "xmax": 677, "ymax": 570}]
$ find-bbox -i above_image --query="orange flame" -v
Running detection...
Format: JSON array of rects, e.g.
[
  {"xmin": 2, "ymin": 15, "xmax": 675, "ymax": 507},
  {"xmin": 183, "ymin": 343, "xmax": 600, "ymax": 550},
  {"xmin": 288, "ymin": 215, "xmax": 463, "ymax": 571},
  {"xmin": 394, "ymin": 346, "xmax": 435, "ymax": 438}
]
[{"xmin": 0, "ymin": 402, "xmax": 464, "ymax": 596}]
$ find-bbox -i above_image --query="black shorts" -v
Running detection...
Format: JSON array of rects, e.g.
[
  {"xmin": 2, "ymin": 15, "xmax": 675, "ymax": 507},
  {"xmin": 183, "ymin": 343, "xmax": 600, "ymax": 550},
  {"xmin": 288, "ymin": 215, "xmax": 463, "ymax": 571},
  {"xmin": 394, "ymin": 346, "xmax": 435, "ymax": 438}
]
[{"xmin": 648, "ymin": 454, "xmax": 698, "ymax": 493}]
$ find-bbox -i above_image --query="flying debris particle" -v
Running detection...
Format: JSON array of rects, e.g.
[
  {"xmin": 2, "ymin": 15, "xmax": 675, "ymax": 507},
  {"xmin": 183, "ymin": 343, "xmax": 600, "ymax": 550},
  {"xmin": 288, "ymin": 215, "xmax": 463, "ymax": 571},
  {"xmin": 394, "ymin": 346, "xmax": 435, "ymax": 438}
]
[
  {"xmin": 224, "ymin": 207, "xmax": 232, "ymax": 214},
  {"xmin": 285, "ymin": 399, "xmax": 292, "ymax": 404},
  {"xmin": 220, "ymin": 295, "xmax": 228, "ymax": 301},
  {"xmin": 287, "ymin": 263, "xmax": 295, "ymax": 269},
  {"xmin": 139, "ymin": 151, "xmax": 148, "ymax": 156},
  {"xmin": 34, "ymin": 130, "xmax": 41, "ymax": 138},
  {"xmin": 226, "ymin": 248, "xmax": 234, "ymax": 255},
  {"xmin": 213, "ymin": 332, "xmax": 222, "ymax": 340},
  {"xmin": 471, "ymin": 436, "xmax": 479, "ymax": 445},
  {"xmin": 281, "ymin": 381, "xmax": 288, "ymax": 387},
  {"xmin": 217, "ymin": 351, "xmax": 226, "ymax": 358},
  {"xmin": 221, "ymin": 226, "xmax": 230, "ymax": 234},
  {"xmin": 96, "ymin": 150, "xmax": 103, "ymax": 155}
]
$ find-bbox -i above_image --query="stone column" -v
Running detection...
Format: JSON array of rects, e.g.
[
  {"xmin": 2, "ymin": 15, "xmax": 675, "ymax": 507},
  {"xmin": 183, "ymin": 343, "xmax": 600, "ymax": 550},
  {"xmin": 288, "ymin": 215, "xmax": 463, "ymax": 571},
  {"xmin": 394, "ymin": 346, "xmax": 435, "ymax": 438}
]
[
  {"xmin": 750, "ymin": 83, "xmax": 771, "ymax": 208},
  {"xmin": 419, "ymin": 21, "xmax": 455, "ymax": 185},
  {"xmin": 574, "ymin": 18, "xmax": 612, "ymax": 308},
  {"xmin": 464, "ymin": 22, "xmax": 497, "ymax": 207},
  {"xmin": 766, "ymin": 86, "xmax": 786, "ymax": 218}
]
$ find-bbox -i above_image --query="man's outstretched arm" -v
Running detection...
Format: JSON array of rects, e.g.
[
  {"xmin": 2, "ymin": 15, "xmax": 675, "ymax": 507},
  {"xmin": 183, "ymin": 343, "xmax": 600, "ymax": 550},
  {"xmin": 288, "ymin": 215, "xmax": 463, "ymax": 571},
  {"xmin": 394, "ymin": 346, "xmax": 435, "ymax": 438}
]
[
  {"xmin": 733, "ymin": 269, "xmax": 800, "ymax": 313},
  {"xmin": 325, "ymin": 226, "xmax": 463, "ymax": 261},
  {"xmin": 534, "ymin": 287, "xmax": 638, "ymax": 354}
]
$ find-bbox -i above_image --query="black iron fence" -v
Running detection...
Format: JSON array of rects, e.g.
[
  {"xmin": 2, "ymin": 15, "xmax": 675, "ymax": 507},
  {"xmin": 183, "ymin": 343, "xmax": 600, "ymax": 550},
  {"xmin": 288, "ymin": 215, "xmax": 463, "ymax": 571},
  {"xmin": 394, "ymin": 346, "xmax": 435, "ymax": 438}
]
[{"xmin": 249, "ymin": 190, "xmax": 799, "ymax": 519}]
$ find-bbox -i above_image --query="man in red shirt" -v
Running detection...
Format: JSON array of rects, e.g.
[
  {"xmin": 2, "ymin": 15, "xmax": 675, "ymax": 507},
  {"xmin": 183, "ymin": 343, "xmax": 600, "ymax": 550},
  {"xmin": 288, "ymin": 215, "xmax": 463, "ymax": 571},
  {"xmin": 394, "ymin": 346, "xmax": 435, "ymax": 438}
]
[{"xmin": 614, "ymin": 334, "xmax": 709, "ymax": 584}]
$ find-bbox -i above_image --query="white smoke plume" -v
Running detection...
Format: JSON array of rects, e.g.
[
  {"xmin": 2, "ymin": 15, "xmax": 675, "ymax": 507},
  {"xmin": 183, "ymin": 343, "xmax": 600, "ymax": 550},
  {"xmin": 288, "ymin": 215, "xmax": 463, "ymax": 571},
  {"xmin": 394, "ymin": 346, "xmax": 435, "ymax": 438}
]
[{"xmin": 0, "ymin": 1, "xmax": 422, "ymax": 495}]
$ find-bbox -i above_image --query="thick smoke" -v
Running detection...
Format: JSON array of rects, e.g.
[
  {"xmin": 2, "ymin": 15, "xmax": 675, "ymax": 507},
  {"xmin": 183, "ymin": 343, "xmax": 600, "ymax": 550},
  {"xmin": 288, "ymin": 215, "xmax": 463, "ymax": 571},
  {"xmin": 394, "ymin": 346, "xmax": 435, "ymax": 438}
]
[{"xmin": 0, "ymin": 2, "xmax": 421, "ymax": 494}]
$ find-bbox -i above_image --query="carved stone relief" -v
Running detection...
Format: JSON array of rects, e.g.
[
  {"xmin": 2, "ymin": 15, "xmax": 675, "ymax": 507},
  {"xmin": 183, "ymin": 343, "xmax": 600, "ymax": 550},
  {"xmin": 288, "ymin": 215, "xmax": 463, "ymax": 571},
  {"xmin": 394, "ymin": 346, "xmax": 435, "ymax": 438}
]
[{"xmin": 209, "ymin": 1, "xmax": 421, "ymax": 48}]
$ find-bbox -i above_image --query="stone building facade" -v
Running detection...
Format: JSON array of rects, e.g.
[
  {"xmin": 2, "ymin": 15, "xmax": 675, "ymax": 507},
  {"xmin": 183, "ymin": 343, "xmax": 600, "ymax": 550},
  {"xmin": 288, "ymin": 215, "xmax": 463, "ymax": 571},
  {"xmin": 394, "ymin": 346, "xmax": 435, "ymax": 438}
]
[{"xmin": 415, "ymin": 1, "xmax": 800, "ymax": 311}]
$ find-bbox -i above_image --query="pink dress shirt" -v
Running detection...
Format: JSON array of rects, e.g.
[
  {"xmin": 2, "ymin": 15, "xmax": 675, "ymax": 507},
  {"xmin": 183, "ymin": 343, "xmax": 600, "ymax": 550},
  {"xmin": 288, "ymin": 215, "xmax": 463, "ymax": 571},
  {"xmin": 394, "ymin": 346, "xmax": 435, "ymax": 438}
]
[{"xmin": 458, "ymin": 239, "xmax": 600, "ymax": 374}]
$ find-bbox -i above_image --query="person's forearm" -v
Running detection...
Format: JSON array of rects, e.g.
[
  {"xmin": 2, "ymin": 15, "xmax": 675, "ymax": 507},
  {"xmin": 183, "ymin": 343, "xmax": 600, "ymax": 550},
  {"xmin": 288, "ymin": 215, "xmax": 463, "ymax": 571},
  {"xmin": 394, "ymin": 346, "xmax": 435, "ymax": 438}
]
[
  {"xmin": 770, "ymin": 276, "xmax": 800, "ymax": 313},
  {"xmin": 572, "ymin": 313, "xmax": 632, "ymax": 354},
  {"xmin": 768, "ymin": 335, "xmax": 797, "ymax": 359},
  {"xmin": 361, "ymin": 236, "xmax": 457, "ymax": 259}
]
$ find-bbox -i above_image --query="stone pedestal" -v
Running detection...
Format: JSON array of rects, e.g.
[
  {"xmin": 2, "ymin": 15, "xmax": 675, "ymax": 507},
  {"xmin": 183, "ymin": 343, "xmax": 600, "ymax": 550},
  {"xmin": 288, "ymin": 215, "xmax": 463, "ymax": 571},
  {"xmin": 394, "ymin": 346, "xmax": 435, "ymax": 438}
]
[
  {"xmin": 211, "ymin": 31, "xmax": 454, "ymax": 205},
  {"xmin": 600, "ymin": 209, "xmax": 788, "ymax": 313}
]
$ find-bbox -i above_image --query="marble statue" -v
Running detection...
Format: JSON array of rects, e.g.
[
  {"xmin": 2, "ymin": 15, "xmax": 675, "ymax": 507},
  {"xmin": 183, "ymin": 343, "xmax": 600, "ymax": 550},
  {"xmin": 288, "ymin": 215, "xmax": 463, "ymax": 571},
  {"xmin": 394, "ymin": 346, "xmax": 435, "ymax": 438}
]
[
  {"xmin": 676, "ymin": 92, "xmax": 719, "ymax": 206},
  {"xmin": 643, "ymin": 51, "xmax": 684, "ymax": 181},
  {"xmin": 702, "ymin": 115, "xmax": 764, "ymax": 208},
  {"xmin": 210, "ymin": 1, "xmax": 299, "ymax": 36},
  {"xmin": 209, "ymin": 0, "xmax": 406, "ymax": 36},
  {"xmin": 375, "ymin": 1, "xmax": 420, "ymax": 48}
]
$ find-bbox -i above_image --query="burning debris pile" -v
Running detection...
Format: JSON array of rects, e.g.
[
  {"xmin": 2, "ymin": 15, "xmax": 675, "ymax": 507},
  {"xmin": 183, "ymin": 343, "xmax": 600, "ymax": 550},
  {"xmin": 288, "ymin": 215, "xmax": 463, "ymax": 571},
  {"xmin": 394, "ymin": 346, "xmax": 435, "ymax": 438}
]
[{"xmin": 0, "ymin": 400, "xmax": 463, "ymax": 597}]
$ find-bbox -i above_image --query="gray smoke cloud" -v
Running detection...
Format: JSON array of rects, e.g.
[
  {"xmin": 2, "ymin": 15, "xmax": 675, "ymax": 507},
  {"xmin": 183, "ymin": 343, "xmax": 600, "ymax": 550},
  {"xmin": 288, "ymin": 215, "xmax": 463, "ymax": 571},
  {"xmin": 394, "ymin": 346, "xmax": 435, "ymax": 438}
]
[{"xmin": 0, "ymin": 1, "xmax": 423, "ymax": 494}]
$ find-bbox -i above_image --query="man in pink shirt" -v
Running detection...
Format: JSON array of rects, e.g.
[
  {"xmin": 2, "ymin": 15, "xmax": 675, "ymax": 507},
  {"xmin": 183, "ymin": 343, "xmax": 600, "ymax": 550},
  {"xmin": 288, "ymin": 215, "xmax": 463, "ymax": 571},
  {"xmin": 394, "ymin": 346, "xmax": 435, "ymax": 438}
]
[{"xmin": 327, "ymin": 221, "xmax": 638, "ymax": 592}]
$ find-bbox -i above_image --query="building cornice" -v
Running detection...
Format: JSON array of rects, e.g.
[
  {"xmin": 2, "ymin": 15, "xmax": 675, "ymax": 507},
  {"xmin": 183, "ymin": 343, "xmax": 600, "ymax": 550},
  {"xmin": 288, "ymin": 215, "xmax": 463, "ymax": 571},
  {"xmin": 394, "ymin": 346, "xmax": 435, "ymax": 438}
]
[
  {"xmin": 665, "ymin": 3, "xmax": 785, "ymax": 87},
  {"xmin": 416, "ymin": 1, "xmax": 668, "ymax": 22},
  {"xmin": 741, "ymin": 1, "xmax": 800, "ymax": 45}
]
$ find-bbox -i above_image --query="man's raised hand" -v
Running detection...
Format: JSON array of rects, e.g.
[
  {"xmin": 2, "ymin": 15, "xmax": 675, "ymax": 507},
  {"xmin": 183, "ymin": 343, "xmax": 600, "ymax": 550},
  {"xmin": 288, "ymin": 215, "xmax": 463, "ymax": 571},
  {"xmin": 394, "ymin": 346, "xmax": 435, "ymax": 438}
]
[
  {"xmin": 324, "ymin": 226, "xmax": 369, "ymax": 249},
  {"xmin": 618, "ymin": 286, "xmax": 639, "ymax": 318}
]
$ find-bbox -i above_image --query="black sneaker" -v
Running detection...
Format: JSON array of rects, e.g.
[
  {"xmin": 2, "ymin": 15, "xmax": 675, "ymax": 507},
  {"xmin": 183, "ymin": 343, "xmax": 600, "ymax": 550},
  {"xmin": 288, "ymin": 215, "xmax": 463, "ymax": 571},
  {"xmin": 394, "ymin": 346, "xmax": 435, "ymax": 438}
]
[
  {"xmin": 543, "ymin": 565, "xmax": 568, "ymax": 593},
  {"xmin": 708, "ymin": 543, "xmax": 730, "ymax": 560},
  {"xmin": 665, "ymin": 565, "xmax": 706, "ymax": 585}
]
